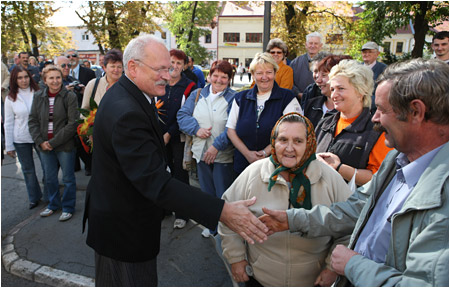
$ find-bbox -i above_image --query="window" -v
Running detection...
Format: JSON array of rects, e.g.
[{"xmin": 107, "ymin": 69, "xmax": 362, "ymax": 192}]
[
  {"xmin": 326, "ymin": 34, "xmax": 343, "ymax": 45},
  {"xmin": 246, "ymin": 33, "xmax": 262, "ymax": 43},
  {"xmin": 224, "ymin": 33, "xmax": 240, "ymax": 42},
  {"xmin": 82, "ymin": 34, "xmax": 89, "ymax": 41},
  {"xmin": 383, "ymin": 42, "xmax": 391, "ymax": 53},
  {"xmin": 205, "ymin": 33, "xmax": 211, "ymax": 44},
  {"xmin": 161, "ymin": 32, "xmax": 167, "ymax": 40},
  {"xmin": 396, "ymin": 42, "xmax": 403, "ymax": 53}
]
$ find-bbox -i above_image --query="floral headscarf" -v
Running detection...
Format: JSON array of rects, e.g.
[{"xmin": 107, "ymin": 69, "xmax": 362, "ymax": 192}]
[{"xmin": 267, "ymin": 113, "xmax": 317, "ymax": 209}]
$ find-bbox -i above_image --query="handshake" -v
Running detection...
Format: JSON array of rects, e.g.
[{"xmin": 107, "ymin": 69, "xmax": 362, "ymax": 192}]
[{"xmin": 220, "ymin": 197, "xmax": 289, "ymax": 244}]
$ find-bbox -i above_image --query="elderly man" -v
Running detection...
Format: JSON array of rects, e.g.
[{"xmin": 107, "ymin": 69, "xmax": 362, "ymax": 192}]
[
  {"xmin": 83, "ymin": 34, "xmax": 268, "ymax": 286},
  {"xmin": 261, "ymin": 58, "xmax": 449, "ymax": 287},
  {"xmin": 290, "ymin": 32, "xmax": 323, "ymax": 100},
  {"xmin": 65, "ymin": 49, "xmax": 96, "ymax": 87},
  {"xmin": 432, "ymin": 31, "xmax": 449, "ymax": 63},
  {"xmin": 361, "ymin": 41, "xmax": 387, "ymax": 113}
]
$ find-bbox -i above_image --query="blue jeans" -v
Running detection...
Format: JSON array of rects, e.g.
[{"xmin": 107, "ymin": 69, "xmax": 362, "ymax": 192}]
[
  {"xmin": 197, "ymin": 161, "xmax": 235, "ymax": 234},
  {"xmin": 14, "ymin": 143, "xmax": 42, "ymax": 204},
  {"xmin": 40, "ymin": 149, "xmax": 76, "ymax": 213}
]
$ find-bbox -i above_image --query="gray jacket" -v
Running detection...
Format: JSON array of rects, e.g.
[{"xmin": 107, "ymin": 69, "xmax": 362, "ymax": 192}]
[
  {"xmin": 287, "ymin": 143, "xmax": 449, "ymax": 286},
  {"xmin": 28, "ymin": 86, "xmax": 79, "ymax": 152}
]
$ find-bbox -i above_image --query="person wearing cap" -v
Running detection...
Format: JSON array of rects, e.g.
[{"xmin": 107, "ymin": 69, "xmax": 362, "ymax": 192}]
[{"xmin": 361, "ymin": 41, "xmax": 387, "ymax": 113}]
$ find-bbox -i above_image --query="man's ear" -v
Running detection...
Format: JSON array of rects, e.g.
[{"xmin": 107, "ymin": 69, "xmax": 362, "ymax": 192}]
[
  {"xmin": 127, "ymin": 60, "xmax": 137, "ymax": 78},
  {"xmin": 409, "ymin": 99, "xmax": 426, "ymax": 123}
]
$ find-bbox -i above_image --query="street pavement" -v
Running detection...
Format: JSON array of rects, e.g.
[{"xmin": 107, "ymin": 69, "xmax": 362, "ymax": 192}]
[{"xmin": 1, "ymin": 75, "xmax": 250, "ymax": 287}]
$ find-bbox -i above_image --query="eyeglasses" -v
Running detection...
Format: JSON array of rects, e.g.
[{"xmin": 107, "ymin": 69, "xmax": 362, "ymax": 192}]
[
  {"xmin": 60, "ymin": 63, "xmax": 72, "ymax": 68},
  {"xmin": 67, "ymin": 54, "xmax": 78, "ymax": 58},
  {"xmin": 270, "ymin": 51, "xmax": 283, "ymax": 55},
  {"xmin": 134, "ymin": 59, "xmax": 174, "ymax": 74}
]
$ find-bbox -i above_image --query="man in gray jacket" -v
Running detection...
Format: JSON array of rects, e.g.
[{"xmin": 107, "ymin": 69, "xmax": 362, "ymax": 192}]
[{"xmin": 260, "ymin": 58, "xmax": 449, "ymax": 286}]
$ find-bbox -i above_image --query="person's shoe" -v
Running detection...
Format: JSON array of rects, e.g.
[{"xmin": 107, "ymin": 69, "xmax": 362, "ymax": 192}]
[
  {"xmin": 201, "ymin": 228, "xmax": 211, "ymax": 238},
  {"xmin": 29, "ymin": 201, "xmax": 39, "ymax": 210},
  {"xmin": 174, "ymin": 219, "xmax": 186, "ymax": 229},
  {"xmin": 59, "ymin": 212, "xmax": 72, "ymax": 221},
  {"xmin": 40, "ymin": 208, "xmax": 54, "ymax": 217}
]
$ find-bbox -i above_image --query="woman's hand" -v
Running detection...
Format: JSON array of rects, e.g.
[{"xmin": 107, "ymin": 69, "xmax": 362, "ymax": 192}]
[
  {"xmin": 40, "ymin": 141, "xmax": 53, "ymax": 151},
  {"xmin": 203, "ymin": 145, "xmax": 218, "ymax": 165},
  {"xmin": 244, "ymin": 150, "xmax": 264, "ymax": 164},
  {"xmin": 231, "ymin": 260, "xmax": 250, "ymax": 283},
  {"xmin": 196, "ymin": 127, "xmax": 212, "ymax": 139},
  {"xmin": 316, "ymin": 152, "xmax": 340, "ymax": 170},
  {"xmin": 314, "ymin": 268, "xmax": 338, "ymax": 286},
  {"xmin": 6, "ymin": 150, "xmax": 16, "ymax": 158}
]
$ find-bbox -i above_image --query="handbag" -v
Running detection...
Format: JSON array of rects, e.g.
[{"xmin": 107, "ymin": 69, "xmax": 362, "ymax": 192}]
[{"xmin": 183, "ymin": 88, "xmax": 201, "ymax": 171}]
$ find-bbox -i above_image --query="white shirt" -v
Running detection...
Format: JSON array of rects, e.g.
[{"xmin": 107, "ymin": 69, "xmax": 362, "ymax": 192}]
[
  {"xmin": 226, "ymin": 91, "xmax": 302, "ymax": 129},
  {"xmin": 4, "ymin": 88, "xmax": 35, "ymax": 151},
  {"xmin": 70, "ymin": 64, "xmax": 80, "ymax": 80}
]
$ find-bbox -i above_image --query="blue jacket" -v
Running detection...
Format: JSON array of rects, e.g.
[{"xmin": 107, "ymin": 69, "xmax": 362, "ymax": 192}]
[
  {"xmin": 234, "ymin": 82, "xmax": 295, "ymax": 173},
  {"xmin": 192, "ymin": 66, "xmax": 205, "ymax": 89},
  {"xmin": 157, "ymin": 75, "xmax": 196, "ymax": 143},
  {"xmin": 177, "ymin": 85, "xmax": 236, "ymax": 151}
]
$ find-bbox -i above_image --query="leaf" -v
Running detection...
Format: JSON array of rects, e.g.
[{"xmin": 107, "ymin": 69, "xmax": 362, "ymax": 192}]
[
  {"xmin": 89, "ymin": 96, "xmax": 98, "ymax": 110},
  {"xmin": 78, "ymin": 108, "xmax": 91, "ymax": 117}
]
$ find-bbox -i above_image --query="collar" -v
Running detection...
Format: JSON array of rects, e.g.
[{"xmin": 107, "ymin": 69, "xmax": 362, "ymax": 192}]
[
  {"xmin": 71, "ymin": 64, "xmax": 80, "ymax": 75},
  {"xmin": 246, "ymin": 81, "xmax": 282, "ymax": 101},
  {"xmin": 124, "ymin": 74, "xmax": 153, "ymax": 105},
  {"xmin": 364, "ymin": 61, "xmax": 377, "ymax": 69}
]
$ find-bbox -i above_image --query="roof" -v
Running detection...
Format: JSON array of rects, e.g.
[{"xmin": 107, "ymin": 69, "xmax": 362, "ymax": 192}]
[{"xmin": 220, "ymin": 1, "xmax": 264, "ymax": 17}]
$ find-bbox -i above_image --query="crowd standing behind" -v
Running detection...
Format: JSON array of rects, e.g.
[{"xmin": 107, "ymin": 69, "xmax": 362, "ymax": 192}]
[{"xmin": 299, "ymin": 51, "xmax": 331, "ymax": 109}]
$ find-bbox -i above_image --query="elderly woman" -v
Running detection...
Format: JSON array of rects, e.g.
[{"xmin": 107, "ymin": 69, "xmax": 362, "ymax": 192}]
[
  {"xmin": 315, "ymin": 60, "xmax": 392, "ymax": 186},
  {"xmin": 266, "ymin": 38, "xmax": 294, "ymax": 89},
  {"xmin": 178, "ymin": 60, "xmax": 236, "ymax": 237},
  {"xmin": 81, "ymin": 49, "xmax": 123, "ymax": 109},
  {"xmin": 157, "ymin": 49, "xmax": 197, "ymax": 229},
  {"xmin": 219, "ymin": 113, "xmax": 352, "ymax": 287},
  {"xmin": 304, "ymin": 55, "xmax": 352, "ymax": 127},
  {"xmin": 4, "ymin": 66, "xmax": 46, "ymax": 209},
  {"xmin": 227, "ymin": 52, "xmax": 302, "ymax": 174},
  {"xmin": 28, "ymin": 65, "xmax": 79, "ymax": 221}
]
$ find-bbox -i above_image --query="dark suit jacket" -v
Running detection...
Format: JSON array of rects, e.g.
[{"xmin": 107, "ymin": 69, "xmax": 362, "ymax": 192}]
[
  {"xmin": 83, "ymin": 75, "xmax": 223, "ymax": 262},
  {"xmin": 78, "ymin": 66, "xmax": 96, "ymax": 86}
]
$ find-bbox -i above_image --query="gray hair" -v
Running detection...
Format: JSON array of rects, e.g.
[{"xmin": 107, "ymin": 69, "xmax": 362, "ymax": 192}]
[
  {"xmin": 249, "ymin": 52, "xmax": 279, "ymax": 74},
  {"xmin": 310, "ymin": 51, "xmax": 332, "ymax": 71},
  {"xmin": 306, "ymin": 32, "xmax": 323, "ymax": 44},
  {"xmin": 378, "ymin": 58, "xmax": 449, "ymax": 124},
  {"xmin": 328, "ymin": 59, "xmax": 374, "ymax": 108},
  {"xmin": 123, "ymin": 34, "xmax": 166, "ymax": 71},
  {"xmin": 266, "ymin": 38, "xmax": 288, "ymax": 55},
  {"xmin": 273, "ymin": 113, "xmax": 308, "ymax": 140}
]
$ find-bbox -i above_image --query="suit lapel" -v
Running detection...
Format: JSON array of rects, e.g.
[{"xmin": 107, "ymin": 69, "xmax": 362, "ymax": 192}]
[{"xmin": 118, "ymin": 75, "xmax": 166, "ymax": 151}]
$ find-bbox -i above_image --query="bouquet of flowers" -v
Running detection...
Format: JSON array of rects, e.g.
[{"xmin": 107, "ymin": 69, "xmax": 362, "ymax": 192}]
[{"xmin": 77, "ymin": 97, "xmax": 97, "ymax": 153}]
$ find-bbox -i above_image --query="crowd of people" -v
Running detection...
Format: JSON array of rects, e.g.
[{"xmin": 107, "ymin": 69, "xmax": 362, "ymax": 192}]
[{"xmin": 0, "ymin": 30, "xmax": 448, "ymax": 286}]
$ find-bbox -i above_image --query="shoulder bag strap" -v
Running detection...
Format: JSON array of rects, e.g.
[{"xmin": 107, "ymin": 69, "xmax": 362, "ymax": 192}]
[{"xmin": 91, "ymin": 77, "xmax": 101, "ymax": 99}]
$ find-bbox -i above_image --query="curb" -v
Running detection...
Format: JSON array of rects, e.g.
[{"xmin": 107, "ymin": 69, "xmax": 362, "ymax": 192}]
[{"xmin": 1, "ymin": 209, "xmax": 94, "ymax": 287}]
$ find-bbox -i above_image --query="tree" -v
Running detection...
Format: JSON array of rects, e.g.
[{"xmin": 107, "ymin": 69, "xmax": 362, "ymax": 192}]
[
  {"xmin": 271, "ymin": 1, "xmax": 353, "ymax": 59},
  {"xmin": 1, "ymin": 1, "xmax": 72, "ymax": 58},
  {"xmin": 348, "ymin": 1, "xmax": 449, "ymax": 58},
  {"xmin": 75, "ymin": 1, "xmax": 165, "ymax": 52},
  {"xmin": 167, "ymin": 1, "xmax": 220, "ymax": 63}
]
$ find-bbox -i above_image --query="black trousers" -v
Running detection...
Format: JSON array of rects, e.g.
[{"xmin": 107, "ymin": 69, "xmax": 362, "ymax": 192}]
[
  {"xmin": 167, "ymin": 140, "xmax": 189, "ymax": 221},
  {"xmin": 95, "ymin": 252, "xmax": 157, "ymax": 287}
]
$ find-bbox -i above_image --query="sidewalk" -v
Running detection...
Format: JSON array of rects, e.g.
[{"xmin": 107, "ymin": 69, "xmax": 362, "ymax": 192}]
[{"xmin": 1, "ymin": 153, "xmax": 235, "ymax": 286}]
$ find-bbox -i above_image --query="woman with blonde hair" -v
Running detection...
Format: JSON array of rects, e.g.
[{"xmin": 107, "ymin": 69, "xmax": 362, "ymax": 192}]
[
  {"xmin": 226, "ymin": 52, "xmax": 302, "ymax": 174},
  {"xmin": 315, "ymin": 60, "xmax": 392, "ymax": 186}
]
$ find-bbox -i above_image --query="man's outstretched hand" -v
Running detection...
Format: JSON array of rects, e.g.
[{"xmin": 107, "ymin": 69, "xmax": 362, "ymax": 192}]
[
  {"xmin": 258, "ymin": 207, "xmax": 289, "ymax": 235},
  {"xmin": 220, "ymin": 197, "xmax": 268, "ymax": 244}
]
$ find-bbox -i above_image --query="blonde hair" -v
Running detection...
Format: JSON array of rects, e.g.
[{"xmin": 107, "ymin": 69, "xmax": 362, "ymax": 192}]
[
  {"xmin": 328, "ymin": 60, "xmax": 374, "ymax": 108},
  {"xmin": 249, "ymin": 52, "xmax": 279, "ymax": 74},
  {"xmin": 41, "ymin": 65, "xmax": 63, "ymax": 82}
]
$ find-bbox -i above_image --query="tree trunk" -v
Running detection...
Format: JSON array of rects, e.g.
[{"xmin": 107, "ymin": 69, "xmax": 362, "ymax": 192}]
[
  {"xmin": 284, "ymin": 1, "xmax": 297, "ymax": 58},
  {"xmin": 186, "ymin": 1, "xmax": 199, "ymax": 49},
  {"xmin": 411, "ymin": 1, "xmax": 433, "ymax": 58},
  {"xmin": 105, "ymin": 2, "xmax": 121, "ymax": 50}
]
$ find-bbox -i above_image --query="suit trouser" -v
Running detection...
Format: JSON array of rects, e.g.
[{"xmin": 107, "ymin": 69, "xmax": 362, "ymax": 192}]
[
  {"xmin": 166, "ymin": 140, "xmax": 189, "ymax": 221},
  {"xmin": 95, "ymin": 252, "xmax": 157, "ymax": 287}
]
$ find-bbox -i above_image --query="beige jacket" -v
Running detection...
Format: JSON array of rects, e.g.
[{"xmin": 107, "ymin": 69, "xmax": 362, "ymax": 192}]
[
  {"xmin": 81, "ymin": 76, "xmax": 108, "ymax": 110},
  {"xmin": 219, "ymin": 157, "xmax": 352, "ymax": 287}
]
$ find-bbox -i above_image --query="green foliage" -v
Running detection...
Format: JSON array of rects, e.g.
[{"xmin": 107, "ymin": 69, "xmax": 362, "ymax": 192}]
[
  {"xmin": 1, "ymin": 1, "xmax": 72, "ymax": 58},
  {"xmin": 167, "ymin": 1, "xmax": 220, "ymax": 63},
  {"xmin": 76, "ymin": 1, "xmax": 165, "ymax": 52}
]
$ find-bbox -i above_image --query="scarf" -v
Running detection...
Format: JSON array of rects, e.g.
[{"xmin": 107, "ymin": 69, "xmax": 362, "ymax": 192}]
[{"xmin": 267, "ymin": 113, "xmax": 317, "ymax": 209}]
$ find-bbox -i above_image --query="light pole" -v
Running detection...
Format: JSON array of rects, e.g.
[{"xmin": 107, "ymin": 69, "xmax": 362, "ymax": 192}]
[{"xmin": 263, "ymin": 1, "xmax": 271, "ymax": 52}]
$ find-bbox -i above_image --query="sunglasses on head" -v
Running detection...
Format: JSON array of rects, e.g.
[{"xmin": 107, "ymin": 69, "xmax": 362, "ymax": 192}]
[
  {"xmin": 67, "ymin": 54, "xmax": 78, "ymax": 58},
  {"xmin": 61, "ymin": 63, "xmax": 72, "ymax": 68}
]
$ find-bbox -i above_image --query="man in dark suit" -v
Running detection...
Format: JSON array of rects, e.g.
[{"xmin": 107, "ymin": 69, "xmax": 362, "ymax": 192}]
[
  {"xmin": 65, "ymin": 49, "xmax": 96, "ymax": 175},
  {"xmin": 361, "ymin": 41, "xmax": 387, "ymax": 114},
  {"xmin": 83, "ymin": 34, "xmax": 268, "ymax": 286}
]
